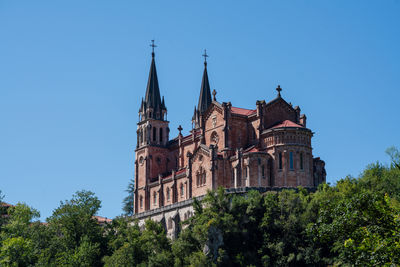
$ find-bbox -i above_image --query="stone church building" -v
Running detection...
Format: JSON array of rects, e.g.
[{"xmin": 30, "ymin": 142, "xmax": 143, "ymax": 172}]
[{"xmin": 133, "ymin": 49, "xmax": 326, "ymax": 237}]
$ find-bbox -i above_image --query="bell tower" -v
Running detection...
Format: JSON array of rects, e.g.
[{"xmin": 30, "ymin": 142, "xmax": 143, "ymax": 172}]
[
  {"xmin": 135, "ymin": 41, "xmax": 170, "ymax": 213},
  {"xmin": 137, "ymin": 41, "xmax": 169, "ymax": 148}
]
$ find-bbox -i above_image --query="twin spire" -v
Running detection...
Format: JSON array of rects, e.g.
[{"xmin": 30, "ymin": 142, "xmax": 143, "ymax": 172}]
[
  {"xmin": 140, "ymin": 42, "xmax": 212, "ymax": 126},
  {"xmin": 193, "ymin": 49, "xmax": 212, "ymax": 128},
  {"xmin": 140, "ymin": 41, "xmax": 166, "ymax": 121},
  {"xmin": 197, "ymin": 49, "xmax": 212, "ymax": 114}
]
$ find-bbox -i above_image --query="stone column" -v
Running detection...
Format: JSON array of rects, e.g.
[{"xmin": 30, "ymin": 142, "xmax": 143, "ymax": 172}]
[{"xmin": 234, "ymin": 167, "xmax": 238, "ymax": 188}]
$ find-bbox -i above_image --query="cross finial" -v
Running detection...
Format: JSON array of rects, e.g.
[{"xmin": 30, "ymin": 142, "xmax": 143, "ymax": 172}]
[
  {"xmin": 276, "ymin": 85, "xmax": 282, "ymax": 97},
  {"xmin": 150, "ymin": 40, "xmax": 157, "ymax": 57},
  {"xmin": 212, "ymin": 89, "xmax": 217, "ymax": 101},
  {"xmin": 177, "ymin": 125, "xmax": 183, "ymax": 135},
  {"xmin": 202, "ymin": 49, "xmax": 209, "ymax": 66}
]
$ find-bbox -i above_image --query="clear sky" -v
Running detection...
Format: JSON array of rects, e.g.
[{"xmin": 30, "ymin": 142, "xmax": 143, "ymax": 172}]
[{"xmin": 1, "ymin": 1, "xmax": 399, "ymax": 220}]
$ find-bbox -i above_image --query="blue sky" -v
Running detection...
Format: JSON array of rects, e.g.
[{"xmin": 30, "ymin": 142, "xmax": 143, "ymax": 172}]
[{"xmin": 1, "ymin": 1, "xmax": 399, "ymax": 220}]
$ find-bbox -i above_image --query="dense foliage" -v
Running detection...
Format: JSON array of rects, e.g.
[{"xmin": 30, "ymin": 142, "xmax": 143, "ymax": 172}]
[
  {"xmin": 122, "ymin": 179, "xmax": 135, "ymax": 216},
  {"xmin": 1, "ymin": 147, "xmax": 399, "ymax": 266}
]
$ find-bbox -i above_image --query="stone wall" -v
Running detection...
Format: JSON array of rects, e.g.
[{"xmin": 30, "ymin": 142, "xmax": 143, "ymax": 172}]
[{"xmin": 132, "ymin": 187, "xmax": 317, "ymax": 239}]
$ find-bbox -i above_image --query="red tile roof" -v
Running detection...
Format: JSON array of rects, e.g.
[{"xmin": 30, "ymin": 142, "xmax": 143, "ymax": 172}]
[
  {"xmin": 271, "ymin": 120, "xmax": 303, "ymax": 129},
  {"xmin": 93, "ymin": 216, "xmax": 112, "ymax": 224},
  {"xmin": 243, "ymin": 146, "xmax": 266, "ymax": 153},
  {"xmin": 231, "ymin": 107, "xmax": 256, "ymax": 116},
  {"xmin": 245, "ymin": 147, "xmax": 260, "ymax": 153},
  {"xmin": 0, "ymin": 202, "xmax": 13, "ymax": 208}
]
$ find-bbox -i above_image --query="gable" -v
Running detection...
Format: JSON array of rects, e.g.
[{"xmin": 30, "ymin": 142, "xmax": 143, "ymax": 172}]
[{"xmin": 263, "ymin": 98, "xmax": 297, "ymax": 129}]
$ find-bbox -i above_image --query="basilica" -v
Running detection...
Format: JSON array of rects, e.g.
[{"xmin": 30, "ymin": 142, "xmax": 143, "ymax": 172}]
[{"xmin": 133, "ymin": 47, "xmax": 326, "ymax": 229}]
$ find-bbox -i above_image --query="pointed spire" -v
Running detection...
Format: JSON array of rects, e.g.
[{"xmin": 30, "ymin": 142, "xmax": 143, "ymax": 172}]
[
  {"xmin": 161, "ymin": 96, "xmax": 166, "ymax": 109},
  {"xmin": 197, "ymin": 49, "xmax": 212, "ymax": 114},
  {"xmin": 145, "ymin": 54, "xmax": 162, "ymax": 110},
  {"xmin": 192, "ymin": 106, "xmax": 197, "ymax": 121},
  {"xmin": 142, "ymin": 40, "xmax": 165, "ymax": 120},
  {"xmin": 139, "ymin": 97, "xmax": 144, "ymax": 112}
]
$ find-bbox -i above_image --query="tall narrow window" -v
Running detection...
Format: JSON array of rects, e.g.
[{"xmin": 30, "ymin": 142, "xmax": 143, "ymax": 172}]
[
  {"xmin": 159, "ymin": 128, "xmax": 163, "ymax": 143},
  {"xmin": 167, "ymin": 187, "xmax": 170, "ymax": 201},
  {"xmin": 153, "ymin": 192, "xmax": 157, "ymax": 205},
  {"xmin": 202, "ymin": 171, "xmax": 206, "ymax": 185},
  {"xmin": 279, "ymin": 153, "xmax": 283, "ymax": 169},
  {"xmin": 140, "ymin": 196, "xmax": 143, "ymax": 208},
  {"xmin": 262, "ymin": 165, "xmax": 265, "ymax": 178},
  {"xmin": 289, "ymin": 152, "xmax": 294, "ymax": 170},
  {"xmin": 300, "ymin": 153, "xmax": 304, "ymax": 170},
  {"xmin": 180, "ymin": 184, "xmax": 184, "ymax": 197},
  {"xmin": 153, "ymin": 127, "xmax": 157, "ymax": 142},
  {"xmin": 268, "ymin": 158, "xmax": 274, "ymax": 187}
]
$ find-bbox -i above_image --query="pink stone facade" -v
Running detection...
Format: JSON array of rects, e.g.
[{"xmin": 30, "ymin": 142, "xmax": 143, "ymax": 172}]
[{"xmin": 134, "ymin": 53, "xmax": 326, "ymax": 214}]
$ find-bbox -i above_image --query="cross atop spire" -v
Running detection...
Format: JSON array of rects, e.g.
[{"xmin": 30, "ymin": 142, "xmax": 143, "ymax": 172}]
[
  {"xmin": 276, "ymin": 85, "xmax": 282, "ymax": 98},
  {"xmin": 212, "ymin": 89, "xmax": 217, "ymax": 101},
  {"xmin": 197, "ymin": 54, "xmax": 212, "ymax": 114},
  {"xmin": 141, "ymin": 43, "xmax": 166, "ymax": 121},
  {"xmin": 202, "ymin": 49, "xmax": 209, "ymax": 66},
  {"xmin": 150, "ymin": 40, "xmax": 157, "ymax": 57}
]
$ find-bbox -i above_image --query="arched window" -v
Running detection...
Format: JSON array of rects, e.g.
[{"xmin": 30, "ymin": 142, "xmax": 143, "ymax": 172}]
[
  {"xmin": 262, "ymin": 165, "xmax": 265, "ymax": 178},
  {"xmin": 180, "ymin": 183, "xmax": 184, "ymax": 197},
  {"xmin": 202, "ymin": 170, "xmax": 206, "ymax": 185},
  {"xmin": 153, "ymin": 127, "xmax": 157, "ymax": 142},
  {"xmin": 268, "ymin": 158, "xmax": 274, "ymax": 187},
  {"xmin": 196, "ymin": 171, "xmax": 200, "ymax": 187},
  {"xmin": 153, "ymin": 192, "xmax": 157, "ymax": 205},
  {"xmin": 300, "ymin": 153, "xmax": 304, "ymax": 170},
  {"xmin": 167, "ymin": 187, "xmax": 170, "ymax": 201},
  {"xmin": 159, "ymin": 128, "xmax": 163, "ymax": 143},
  {"xmin": 210, "ymin": 131, "xmax": 219, "ymax": 145},
  {"xmin": 289, "ymin": 152, "xmax": 294, "ymax": 170},
  {"xmin": 139, "ymin": 196, "xmax": 143, "ymax": 208}
]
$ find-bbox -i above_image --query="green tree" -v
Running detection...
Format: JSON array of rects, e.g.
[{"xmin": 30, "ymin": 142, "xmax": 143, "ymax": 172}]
[
  {"xmin": 38, "ymin": 190, "xmax": 106, "ymax": 267},
  {"xmin": 103, "ymin": 219, "xmax": 173, "ymax": 267},
  {"xmin": 0, "ymin": 236, "xmax": 35, "ymax": 267},
  {"xmin": 0, "ymin": 203, "xmax": 40, "ymax": 239},
  {"xmin": 0, "ymin": 203, "xmax": 41, "ymax": 267},
  {"xmin": 386, "ymin": 146, "xmax": 400, "ymax": 170},
  {"xmin": 0, "ymin": 190, "xmax": 6, "ymax": 228},
  {"xmin": 122, "ymin": 179, "xmax": 135, "ymax": 216}
]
